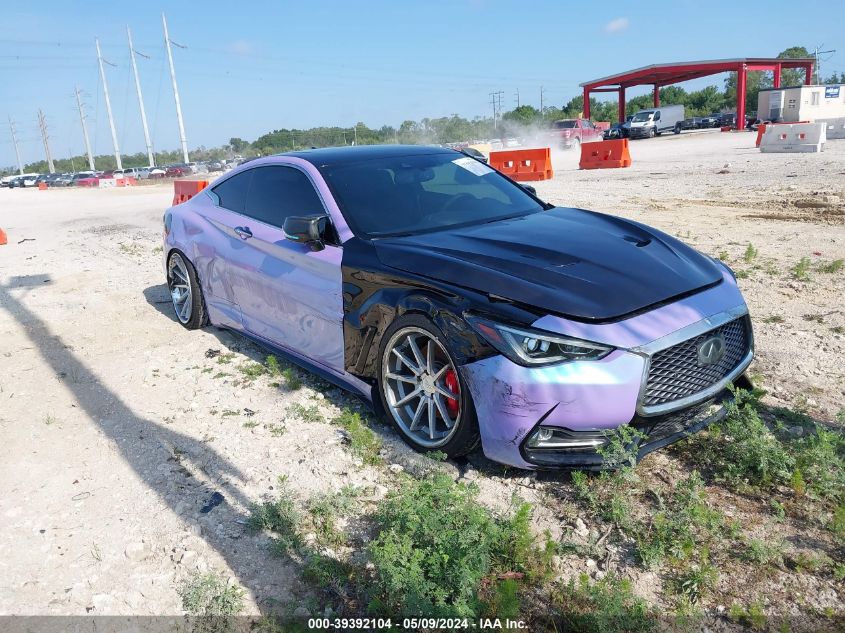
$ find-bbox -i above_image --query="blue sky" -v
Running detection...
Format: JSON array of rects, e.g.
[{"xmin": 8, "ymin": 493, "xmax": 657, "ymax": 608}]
[{"xmin": 1, "ymin": 0, "xmax": 842, "ymax": 167}]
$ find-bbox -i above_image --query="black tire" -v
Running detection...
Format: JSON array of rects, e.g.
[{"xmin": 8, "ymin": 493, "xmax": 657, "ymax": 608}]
[
  {"xmin": 377, "ymin": 313, "xmax": 480, "ymax": 458},
  {"xmin": 649, "ymin": 127, "xmax": 656, "ymax": 138},
  {"xmin": 674, "ymin": 124, "xmax": 681, "ymax": 135},
  {"xmin": 166, "ymin": 250, "xmax": 207, "ymax": 330}
]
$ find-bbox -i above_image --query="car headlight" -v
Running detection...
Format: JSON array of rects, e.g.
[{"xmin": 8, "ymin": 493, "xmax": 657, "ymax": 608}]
[{"xmin": 466, "ymin": 315, "xmax": 613, "ymax": 367}]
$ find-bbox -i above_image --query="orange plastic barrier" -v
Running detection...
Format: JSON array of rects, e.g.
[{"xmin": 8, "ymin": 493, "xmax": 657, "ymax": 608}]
[
  {"xmin": 172, "ymin": 180, "xmax": 209, "ymax": 205},
  {"xmin": 489, "ymin": 148, "xmax": 553, "ymax": 181},
  {"xmin": 0, "ymin": 227, "xmax": 6, "ymax": 246},
  {"xmin": 579, "ymin": 139, "xmax": 632, "ymax": 170},
  {"xmin": 37, "ymin": 182, "xmax": 48, "ymax": 190},
  {"xmin": 594, "ymin": 121, "xmax": 611, "ymax": 131}
]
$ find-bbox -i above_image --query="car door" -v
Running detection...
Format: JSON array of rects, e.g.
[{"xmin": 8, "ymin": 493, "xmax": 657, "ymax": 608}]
[{"xmin": 223, "ymin": 164, "xmax": 344, "ymax": 372}]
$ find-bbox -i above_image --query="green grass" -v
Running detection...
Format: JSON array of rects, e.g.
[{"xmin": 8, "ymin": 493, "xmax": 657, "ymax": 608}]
[
  {"xmin": 671, "ymin": 557, "xmax": 718, "ymax": 605},
  {"xmin": 551, "ymin": 574, "xmax": 656, "ymax": 633},
  {"xmin": 242, "ymin": 420, "xmax": 259, "ymax": 429},
  {"xmin": 179, "ymin": 571, "xmax": 245, "ymax": 616},
  {"xmin": 308, "ymin": 485, "xmax": 360, "ymax": 547},
  {"xmin": 817, "ymin": 258, "xmax": 844, "ymax": 273},
  {"xmin": 743, "ymin": 243, "xmax": 758, "ymax": 263},
  {"xmin": 266, "ymin": 423, "xmax": 287, "ymax": 436},
  {"xmin": 742, "ymin": 538, "xmax": 784, "ymax": 567},
  {"xmin": 728, "ymin": 602, "xmax": 767, "ymax": 630},
  {"xmin": 718, "ymin": 250, "xmax": 729, "ymax": 261},
  {"xmin": 762, "ymin": 315, "xmax": 784, "ymax": 324},
  {"xmin": 367, "ymin": 474, "xmax": 552, "ymax": 619},
  {"xmin": 248, "ymin": 476, "xmax": 302, "ymax": 555},
  {"xmin": 334, "ymin": 408, "xmax": 382, "ymax": 465},
  {"xmin": 286, "ymin": 403, "xmax": 323, "ymax": 423},
  {"xmin": 267, "ymin": 355, "xmax": 303, "ymax": 390},
  {"xmin": 634, "ymin": 471, "xmax": 725, "ymax": 569},
  {"xmin": 216, "ymin": 353, "xmax": 236, "ymax": 365},
  {"xmin": 239, "ymin": 362, "xmax": 267, "ymax": 380},
  {"xmin": 792, "ymin": 257, "xmax": 811, "ymax": 281}
]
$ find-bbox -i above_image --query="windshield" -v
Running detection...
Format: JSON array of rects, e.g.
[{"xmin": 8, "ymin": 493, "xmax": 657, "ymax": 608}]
[
  {"xmin": 552, "ymin": 120, "xmax": 577, "ymax": 129},
  {"xmin": 632, "ymin": 111, "xmax": 654, "ymax": 122},
  {"xmin": 320, "ymin": 152, "xmax": 545, "ymax": 238}
]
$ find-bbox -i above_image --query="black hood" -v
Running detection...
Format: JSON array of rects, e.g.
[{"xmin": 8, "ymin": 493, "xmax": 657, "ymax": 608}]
[{"xmin": 373, "ymin": 207, "xmax": 723, "ymax": 321}]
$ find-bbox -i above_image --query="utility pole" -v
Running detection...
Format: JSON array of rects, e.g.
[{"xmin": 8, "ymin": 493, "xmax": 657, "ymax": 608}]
[
  {"xmin": 162, "ymin": 13, "xmax": 189, "ymax": 163},
  {"xmin": 540, "ymin": 86, "xmax": 546, "ymax": 114},
  {"xmin": 514, "ymin": 89, "xmax": 520, "ymax": 108},
  {"xmin": 489, "ymin": 90, "xmax": 504, "ymax": 131},
  {"xmin": 96, "ymin": 37, "xmax": 123, "ymax": 170},
  {"xmin": 811, "ymin": 44, "xmax": 836, "ymax": 83},
  {"xmin": 37, "ymin": 109, "xmax": 55, "ymax": 173},
  {"xmin": 8, "ymin": 116, "xmax": 23, "ymax": 175},
  {"xmin": 128, "ymin": 26, "xmax": 155, "ymax": 167},
  {"xmin": 75, "ymin": 86, "xmax": 95, "ymax": 171}
]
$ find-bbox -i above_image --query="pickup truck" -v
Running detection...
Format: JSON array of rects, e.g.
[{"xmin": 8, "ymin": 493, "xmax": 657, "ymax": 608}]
[{"xmin": 551, "ymin": 118, "xmax": 603, "ymax": 149}]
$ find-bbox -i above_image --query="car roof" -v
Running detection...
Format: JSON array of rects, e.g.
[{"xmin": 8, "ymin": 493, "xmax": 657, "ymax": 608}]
[{"xmin": 284, "ymin": 144, "xmax": 453, "ymax": 167}]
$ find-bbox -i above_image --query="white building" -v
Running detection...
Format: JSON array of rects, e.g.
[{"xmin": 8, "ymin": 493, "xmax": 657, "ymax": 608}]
[{"xmin": 758, "ymin": 84, "xmax": 845, "ymax": 138}]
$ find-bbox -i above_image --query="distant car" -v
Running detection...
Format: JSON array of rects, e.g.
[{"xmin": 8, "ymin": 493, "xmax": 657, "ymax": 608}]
[
  {"xmin": 488, "ymin": 138, "xmax": 504, "ymax": 150},
  {"xmin": 208, "ymin": 161, "xmax": 224, "ymax": 172},
  {"xmin": 17, "ymin": 174, "xmax": 39, "ymax": 187},
  {"xmin": 165, "ymin": 165, "xmax": 192, "ymax": 178},
  {"xmin": 504, "ymin": 138, "xmax": 520, "ymax": 148},
  {"xmin": 51, "ymin": 173, "xmax": 74, "ymax": 187},
  {"xmin": 679, "ymin": 117, "xmax": 703, "ymax": 130},
  {"xmin": 699, "ymin": 113, "xmax": 721, "ymax": 128},
  {"xmin": 603, "ymin": 121, "xmax": 630, "ymax": 140},
  {"xmin": 551, "ymin": 118, "xmax": 604, "ymax": 148},
  {"xmin": 0, "ymin": 174, "xmax": 18, "ymax": 188},
  {"xmin": 148, "ymin": 167, "xmax": 166, "ymax": 179}
]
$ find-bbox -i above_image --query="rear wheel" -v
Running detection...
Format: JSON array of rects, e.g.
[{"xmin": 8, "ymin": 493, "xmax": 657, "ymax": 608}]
[
  {"xmin": 378, "ymin": 315, "xmax": 479, "ymax": 457},
  {"xmin": 167, "ymin": 251, "xmax": 207, "ymax": 330},
  {"xmin": 674, "ymin": 123, "xmax": 681, "ymax": 134}
]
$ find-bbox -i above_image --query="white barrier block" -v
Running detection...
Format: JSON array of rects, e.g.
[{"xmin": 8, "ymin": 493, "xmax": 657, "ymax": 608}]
[
  {"xmin": 760, "ymin": 122, "xmax": 826, "ymax": 153},
  {"xmin": 98, "ymin": 178, "xmax": 117, "ymax": 188}
]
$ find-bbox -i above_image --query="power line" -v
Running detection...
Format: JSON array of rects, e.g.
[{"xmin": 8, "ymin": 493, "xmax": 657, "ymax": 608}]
[{"xmin": 811, "ymin": 44, "xmax": 836, "ymax": 82}]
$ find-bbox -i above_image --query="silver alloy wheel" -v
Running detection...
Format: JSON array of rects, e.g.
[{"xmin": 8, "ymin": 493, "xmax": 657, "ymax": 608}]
[
  {"xmin": 382, "ymin": 327, "xmax": 462, "ymax": 448},
  {"xmin": 168, "ymin": 253, "xmax": 193, "ymax": 324}
]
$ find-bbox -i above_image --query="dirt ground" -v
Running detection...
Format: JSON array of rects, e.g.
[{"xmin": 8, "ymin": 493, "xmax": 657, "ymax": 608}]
[{"xmin": 0, "ymin": 130, "xmax": 843, "ymax": 620}]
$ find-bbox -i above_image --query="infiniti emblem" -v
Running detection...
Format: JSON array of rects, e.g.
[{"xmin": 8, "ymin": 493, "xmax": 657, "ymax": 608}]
[{"xmin": 697, "ymin": 335, "xmax": 726, "ymax": 366}]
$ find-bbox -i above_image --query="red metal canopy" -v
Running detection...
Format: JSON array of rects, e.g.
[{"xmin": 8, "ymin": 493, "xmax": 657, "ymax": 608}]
[{"xmin": 580, "ymin": 57, "xmax": 815, "ymax": 129}]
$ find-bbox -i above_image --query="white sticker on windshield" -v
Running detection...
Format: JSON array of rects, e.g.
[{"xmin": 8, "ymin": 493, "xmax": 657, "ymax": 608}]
[{"xmin": 453, "ymin": 156, "xmax": 494, "ymax": 176}]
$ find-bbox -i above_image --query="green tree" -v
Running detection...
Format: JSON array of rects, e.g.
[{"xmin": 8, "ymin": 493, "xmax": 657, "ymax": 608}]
[
  {"xmin": 228, "ymin": 137, "xmax": 249, "ymax": 153},
  {"xmin": 777, "ymin": 46, "xmax": 813, "ymax": 85},
  {"xmin": 502, "ymin": 104, "xmax": 541, "ymax": 126}
]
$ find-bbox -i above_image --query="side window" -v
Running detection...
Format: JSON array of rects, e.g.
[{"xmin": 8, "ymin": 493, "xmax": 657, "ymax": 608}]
[
  {"xmin": 582, "ymin": 120, "xmax": 592, "ymax": 128},
  {"xmin": 654, "ymin": 111, "xmax": 661, "ymax": 121},
  {"xmin": 245, "ymin": 166, "xmax": 326, "ymax": 228},
  {"xmin": 211, "ymin": 170, "xmax": 253, "ymax": 214}
]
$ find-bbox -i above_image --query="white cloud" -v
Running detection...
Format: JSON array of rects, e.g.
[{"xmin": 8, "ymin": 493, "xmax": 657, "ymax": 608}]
[{"xmin": 604, "ymin": 17, "xmax": 630, "ymax": 34}]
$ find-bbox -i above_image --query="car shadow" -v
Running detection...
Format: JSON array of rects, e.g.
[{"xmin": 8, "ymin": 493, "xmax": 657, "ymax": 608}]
[{"xmin": 2, "ymin": 275, "xmax": 307, "ymax": 617}]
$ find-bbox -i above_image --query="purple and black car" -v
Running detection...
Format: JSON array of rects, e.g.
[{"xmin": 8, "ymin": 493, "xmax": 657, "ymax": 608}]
[{"xmin": 163, "ymin": 145, "xmax": 753, "ymax": 469}]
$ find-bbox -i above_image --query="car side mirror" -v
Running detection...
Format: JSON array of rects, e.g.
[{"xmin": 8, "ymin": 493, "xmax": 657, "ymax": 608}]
[
  {"xmin": 283, "ymin": 215, "xmax": 328, "ymax": 252},
  {"xmin": 521, "ymin": 184, "xmax": 537, "ymax": 196}
]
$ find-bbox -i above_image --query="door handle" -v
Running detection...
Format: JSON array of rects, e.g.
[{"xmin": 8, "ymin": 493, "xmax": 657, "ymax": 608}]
[{"xmin": 235, "ymin": 226, "xmax": 253, "ymax": 240}]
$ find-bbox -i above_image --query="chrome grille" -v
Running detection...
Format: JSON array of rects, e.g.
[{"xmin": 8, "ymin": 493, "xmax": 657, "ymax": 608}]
[{"xmin": 643, "ymin": 317, "xmax": 749, "ymax": 408}]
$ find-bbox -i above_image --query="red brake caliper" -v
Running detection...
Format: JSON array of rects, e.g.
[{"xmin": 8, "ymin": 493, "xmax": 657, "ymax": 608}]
[{"xmin": 444, "ymin": 369, "xmax": 460, "ymax": 417}]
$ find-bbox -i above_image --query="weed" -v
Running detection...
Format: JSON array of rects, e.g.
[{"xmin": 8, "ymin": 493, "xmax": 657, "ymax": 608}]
[
  {"xmin": 635, "ymin": 471, "xmax": 724, "ymax": 569},
  {"xmin": 308, "ymin": 485, "xmax": 359, "ymax": 547},
  {"xmin": 769, "ymin": 499, "xmax": 786, "ymax": 522},
  {"xmin": 248, "ymin": 477, "xmax": 302, "ymax": 555},
  {"xmin": 803, "ymin": 313, "xmax": 825, "ymax": 323},
  {"xmin": 742, "ymin": 538, "xmax": 784, "ymax": 567},
  {"xmin": 216, "ymin": 353, "xmax": 236, "ymax": 365},
  {"xmin": 792, "ymin": 257, "xmax": 811, "ymax": 281},
  {"xmin": 282, "ymin": 367, "xmax": 303, "ymax": 390},
  {"xmin": 743, "ymin": 243, "xmax": 758, "ymax": 263},
  {"xmin": 334, "ymin": 408, "xmax": 382, "ymax": 465},
  {"xmin": 790, "ymin": 551, "xmax": 828, "ymax": 573},
  {"xmin": 735, "ymin": 269, "xmax": 749, "ymax": 279},
  {"xmin": 201, "ymin": 367, "xmax": 213, "ymax": 374},
  {"xmin": 242, "ymin": 420, "xmax": 259, "ymax": 429},
  {"xmin": 213, "ymin": 372, "xmax": 230, "ymax": 379},
  {"xmin": 672, "ymin": 558, "xmax": 718, "ymax": 605},
  {"xmin": 266, "ymin": 423, "xmax": 287, "ymax": 437},
  {"xmin": 763, "ymin": 315, "xmax": 784, "ymax": 324},
  {"xmin": 552, "ymin": 573, "xmax": 655, "ymax": 633},
  {"xmin": 718, "ymin": 250, "xmax": 729, "ymax": 261},
  {"xmin": 831, "ymin": 326, "xmax": 845, "ymax": 334},
  {"xmin": 239, "ymin": 362, "xmax": 266, "ymax": 380},
  {"xmin": 728, "ymin": 602, "xmax": 767, "ymax": 630},
  {"xmin": 44, "ymin": 414, "xmax": 56, "ymax": 426},
  {"xmin": 220, "ymin": 409, "xmax": 240, "ymax": 418},
  {"xmin": 832, "ymin": 505, "xmax": 845, "ymax": 538},
  {"xmin": 818, "ymin": 258, "xmax": 844, "ymax": 273},
  {"xmin": 266, "ymin": 355, "xmax": 282, "ymax": 376},
  {"xmin": 834, "ymin": 564, "xmax": 845, "ymax": 582},
  {"xmin": 367, "ymin": 474, "xmax": 550, "ymax": 619},
  {"xmin": 179, "ymin": 571, "xmax": 245, "ymax": 616},
  {"xmin": 90, "ymin": 543, "xmax": 102, "ymax": 562},
  {"xmin": 286, "ymin": 403, "xmax": 323, "ymax": 423}
]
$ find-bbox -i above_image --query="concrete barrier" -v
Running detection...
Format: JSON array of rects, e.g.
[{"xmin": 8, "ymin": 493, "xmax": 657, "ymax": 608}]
[
  {"xmin": 760, "ymin": 122, "xmax": 826, "ymax": 153},
  {"xmin": 819, "ymin": 117, "xmax": 845, "ymax": 140}
]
